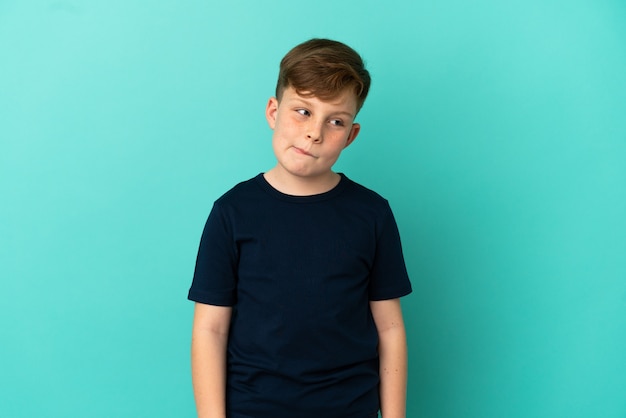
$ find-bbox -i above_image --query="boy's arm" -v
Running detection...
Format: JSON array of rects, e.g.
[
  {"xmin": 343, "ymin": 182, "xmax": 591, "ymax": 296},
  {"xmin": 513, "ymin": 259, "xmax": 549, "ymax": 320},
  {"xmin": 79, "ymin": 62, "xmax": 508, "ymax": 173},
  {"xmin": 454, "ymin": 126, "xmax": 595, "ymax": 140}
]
[
  {"xmin": 370, "ymin": 298, "xmax": 408, "ymax": 418},
  {"xmin": 191, "ymin": 302, "xmax": 233, "ymax": 418}
]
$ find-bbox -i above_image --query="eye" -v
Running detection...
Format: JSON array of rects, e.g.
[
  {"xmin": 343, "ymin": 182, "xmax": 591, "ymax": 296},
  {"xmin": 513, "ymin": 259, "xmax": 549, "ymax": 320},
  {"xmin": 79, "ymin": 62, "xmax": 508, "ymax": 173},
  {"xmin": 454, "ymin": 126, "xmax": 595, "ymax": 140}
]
[
  {"xmin": 296, "ymin": 109, "xmax": 310, "ymax": 117},
  {"xmin": 329, "ymin": 119, "xmax": 345, "ymax": 127}
]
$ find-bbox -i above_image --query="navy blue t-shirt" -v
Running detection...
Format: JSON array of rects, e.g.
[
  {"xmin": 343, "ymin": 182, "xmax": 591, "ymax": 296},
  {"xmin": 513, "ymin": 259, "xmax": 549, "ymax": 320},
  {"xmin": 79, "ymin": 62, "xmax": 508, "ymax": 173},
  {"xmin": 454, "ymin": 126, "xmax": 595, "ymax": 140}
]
[{"xmin": 188, "ymin": 173, "xmax": 412, "ymax": 418}]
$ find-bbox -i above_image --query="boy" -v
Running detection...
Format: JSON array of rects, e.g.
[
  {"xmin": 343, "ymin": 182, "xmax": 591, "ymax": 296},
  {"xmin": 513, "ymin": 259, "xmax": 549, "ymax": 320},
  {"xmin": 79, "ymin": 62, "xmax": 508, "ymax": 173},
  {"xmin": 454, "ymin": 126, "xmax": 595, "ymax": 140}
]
[{"xmin": 189, "ymin": 38, "xmax": 412, "ymax": 418}]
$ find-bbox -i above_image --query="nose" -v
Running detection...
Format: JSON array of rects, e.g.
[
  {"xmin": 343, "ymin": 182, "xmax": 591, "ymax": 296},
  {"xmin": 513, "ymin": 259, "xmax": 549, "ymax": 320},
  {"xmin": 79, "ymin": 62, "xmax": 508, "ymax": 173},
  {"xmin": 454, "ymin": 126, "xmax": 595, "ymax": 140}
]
[
  {"xmin": 307, "ymin": 133, "xmax": 321, "ymax": 143},
  {"xmin": 306, "ymin": 120, "xmax": 323, "ymax": 143}
]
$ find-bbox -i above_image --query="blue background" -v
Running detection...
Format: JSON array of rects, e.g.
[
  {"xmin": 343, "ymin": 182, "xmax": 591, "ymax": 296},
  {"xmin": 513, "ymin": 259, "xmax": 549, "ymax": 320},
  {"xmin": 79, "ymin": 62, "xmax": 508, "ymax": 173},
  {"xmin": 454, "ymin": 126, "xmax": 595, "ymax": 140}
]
[{"xmin": 1, "ymin": 1, "xmax": 625, "ymax": 417}]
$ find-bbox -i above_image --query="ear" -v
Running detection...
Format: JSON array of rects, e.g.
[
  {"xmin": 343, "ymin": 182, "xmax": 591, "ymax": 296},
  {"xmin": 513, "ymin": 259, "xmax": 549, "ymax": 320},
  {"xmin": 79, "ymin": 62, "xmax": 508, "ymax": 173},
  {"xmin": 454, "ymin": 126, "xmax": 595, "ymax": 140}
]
[
  {"xmin": 344, "ymin": 123, "xmax": 361, "ymax": 149},
  {"xmin": 265, "ymin": 97, "xmax": 279, "ymax": 130}
]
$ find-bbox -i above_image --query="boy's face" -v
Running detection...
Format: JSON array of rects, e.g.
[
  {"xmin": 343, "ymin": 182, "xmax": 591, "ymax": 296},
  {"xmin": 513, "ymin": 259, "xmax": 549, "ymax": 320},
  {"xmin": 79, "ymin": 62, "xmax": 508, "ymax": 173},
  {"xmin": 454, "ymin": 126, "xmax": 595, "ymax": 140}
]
[{"xmin": 265, "ymin": 86, "xmax": 360, "ymax": 183}]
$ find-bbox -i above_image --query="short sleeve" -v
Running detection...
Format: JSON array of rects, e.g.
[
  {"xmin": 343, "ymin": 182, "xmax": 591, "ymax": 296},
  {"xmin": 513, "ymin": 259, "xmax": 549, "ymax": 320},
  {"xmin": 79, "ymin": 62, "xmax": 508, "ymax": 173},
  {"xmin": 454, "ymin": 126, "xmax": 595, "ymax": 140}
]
[
  {"xmin": 368, "ymin": 204, "xmax": 412, "ymax": 300},
  {"xmin": 188, "ymin": 202, "xmax": 238, "ymax": 306}
]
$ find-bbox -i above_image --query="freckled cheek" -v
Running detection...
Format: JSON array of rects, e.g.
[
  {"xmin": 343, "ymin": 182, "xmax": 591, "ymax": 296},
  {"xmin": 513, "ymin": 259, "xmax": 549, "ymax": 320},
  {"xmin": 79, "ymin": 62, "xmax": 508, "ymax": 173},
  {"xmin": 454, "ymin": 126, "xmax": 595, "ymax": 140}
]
[
  {"xmin": 273, "ymin": 127, "xmax": 299, "ymax": 150},
  {"xmin": 275, "ymin": 121, "xmax": 300, "ymax": 138},
  {"xmin": 326, "ymin": 132, "xmax": 350, "ymax": 148}
]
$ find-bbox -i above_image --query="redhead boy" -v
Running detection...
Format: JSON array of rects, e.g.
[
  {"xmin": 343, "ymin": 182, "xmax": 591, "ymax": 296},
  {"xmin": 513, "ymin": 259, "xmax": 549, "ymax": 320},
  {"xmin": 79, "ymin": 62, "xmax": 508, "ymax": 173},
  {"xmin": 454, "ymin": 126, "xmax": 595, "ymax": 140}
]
[{"xmin": 189, "ymin": 39, "xmax": 412, "ymax": 418}]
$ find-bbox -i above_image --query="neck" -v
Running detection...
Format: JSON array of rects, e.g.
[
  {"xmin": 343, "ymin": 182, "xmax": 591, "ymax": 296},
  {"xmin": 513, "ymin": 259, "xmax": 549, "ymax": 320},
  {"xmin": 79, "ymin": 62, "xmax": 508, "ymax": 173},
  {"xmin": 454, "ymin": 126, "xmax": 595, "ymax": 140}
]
[{"xmin": 263, "ymin": 168, "xmax": 340, "ymax": 196}]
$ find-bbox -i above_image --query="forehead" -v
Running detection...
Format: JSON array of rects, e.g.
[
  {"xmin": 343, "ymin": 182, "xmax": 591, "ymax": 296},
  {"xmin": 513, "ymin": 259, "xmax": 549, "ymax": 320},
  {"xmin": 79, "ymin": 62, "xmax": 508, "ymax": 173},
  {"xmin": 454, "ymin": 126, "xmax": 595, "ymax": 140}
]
[{"xmin": 281, "ymin": 87, "xmax": 357, "ymax": 116}]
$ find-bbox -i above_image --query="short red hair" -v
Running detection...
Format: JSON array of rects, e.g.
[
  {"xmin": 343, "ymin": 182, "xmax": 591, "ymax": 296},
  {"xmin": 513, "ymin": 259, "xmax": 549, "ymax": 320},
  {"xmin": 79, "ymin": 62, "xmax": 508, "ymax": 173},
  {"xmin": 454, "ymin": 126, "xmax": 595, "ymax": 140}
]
[{"xmin": 275, "ymin": 39, "xmax": 371, "ymax": 112}]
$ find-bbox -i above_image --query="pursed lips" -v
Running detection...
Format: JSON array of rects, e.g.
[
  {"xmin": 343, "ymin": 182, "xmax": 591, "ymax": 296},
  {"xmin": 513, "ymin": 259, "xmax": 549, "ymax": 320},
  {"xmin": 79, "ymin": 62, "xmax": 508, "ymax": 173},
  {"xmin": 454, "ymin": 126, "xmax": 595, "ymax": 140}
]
[{"xmin": 292, "ymin": 146, "xmax": 316, "ymax": 157}]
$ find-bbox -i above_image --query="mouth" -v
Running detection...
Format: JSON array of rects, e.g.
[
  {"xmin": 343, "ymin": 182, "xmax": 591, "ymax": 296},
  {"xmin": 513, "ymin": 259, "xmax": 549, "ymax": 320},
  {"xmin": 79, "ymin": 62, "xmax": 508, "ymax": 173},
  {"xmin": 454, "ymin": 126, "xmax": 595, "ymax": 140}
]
[{"xmin": 293, "ymin": 146, "xmax": 315, "ymax": 157}]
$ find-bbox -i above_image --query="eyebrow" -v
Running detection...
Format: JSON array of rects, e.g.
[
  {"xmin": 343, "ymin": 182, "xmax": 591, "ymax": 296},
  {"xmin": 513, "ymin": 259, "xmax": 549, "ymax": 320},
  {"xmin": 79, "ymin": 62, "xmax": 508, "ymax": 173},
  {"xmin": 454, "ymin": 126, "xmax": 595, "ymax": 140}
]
[{"xmin": 291, "ymin": 98, "xmax": 355, "ymax": 119}]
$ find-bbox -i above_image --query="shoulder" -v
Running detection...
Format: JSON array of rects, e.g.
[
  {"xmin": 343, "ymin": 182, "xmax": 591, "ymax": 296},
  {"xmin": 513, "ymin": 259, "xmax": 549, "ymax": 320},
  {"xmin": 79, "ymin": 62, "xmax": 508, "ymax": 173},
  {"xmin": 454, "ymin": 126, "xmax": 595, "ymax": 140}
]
[
  {"xmin": 344, "ymin": 176, "xmax": 386, "ymax": 200},
  {"xmin": 341, "ymin": 175, "xmax": 393, "ymax": 213},
  {"xmin": 214, "ymin": 174, "xmax": 266, "ymax": 207}
]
